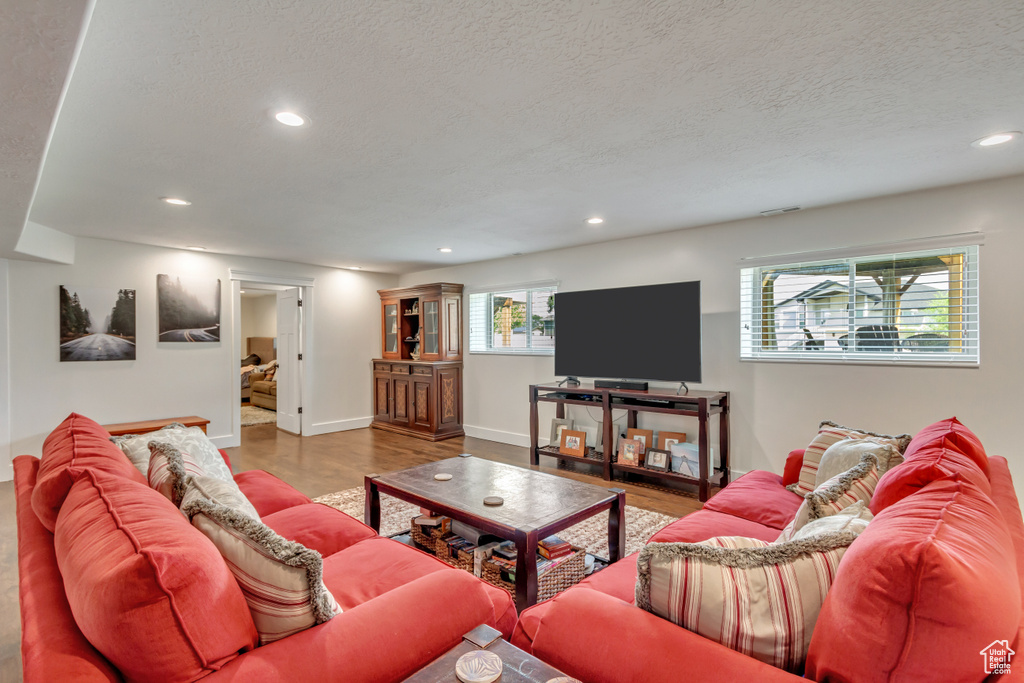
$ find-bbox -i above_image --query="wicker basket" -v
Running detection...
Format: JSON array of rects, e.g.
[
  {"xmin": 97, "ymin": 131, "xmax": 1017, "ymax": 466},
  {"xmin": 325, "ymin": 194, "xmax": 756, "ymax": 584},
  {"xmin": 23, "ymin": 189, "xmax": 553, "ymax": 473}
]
[
  {"xmin": 482, "ymin": 546, "xmax": 586, "ymax": 603},
  {"xmin": 409, "ymin": 517, "xmax": 452, "ymax": 554},
  {"xmin": 436, "ymin": 539, "xmax": 476, "ymax": 572}
]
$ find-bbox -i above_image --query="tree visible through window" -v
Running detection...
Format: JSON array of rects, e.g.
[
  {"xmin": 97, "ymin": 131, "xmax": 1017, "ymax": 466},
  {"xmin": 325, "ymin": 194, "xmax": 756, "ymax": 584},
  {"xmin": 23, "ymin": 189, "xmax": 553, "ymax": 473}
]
[
  {"xmin": 469, "ymin": 285, "xmax": 556, "ymax": 354},
  {"xmin": 740, "ymin": 246, "xmax": 978, "ymax": 363}
]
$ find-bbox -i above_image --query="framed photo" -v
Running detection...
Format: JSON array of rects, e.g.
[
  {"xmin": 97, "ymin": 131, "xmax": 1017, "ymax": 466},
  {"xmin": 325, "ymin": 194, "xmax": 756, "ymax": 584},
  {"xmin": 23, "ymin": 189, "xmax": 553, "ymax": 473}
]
[
  {"xmin": 658, "ymin": 431, "xmax": 687, "ymax": 451},
  {"xmin": 549, "ymin": 418, "xmax": 574, "ymax": 447},
  {"xmin": 559, "ymin": 429, "xmax": 587, "ymax": 457},
  {"xmin": 157, "ymin": 274, "xmax": 221, "ymax": 342},
  {"xmin": 644, "ymin": 447, "xmax": 670, "ymax": 472},
  {"xmin": 618, "ymin": 438, "xmax": 642, "ymax": 466},
  {"xmin": 60, "ymin": 285, "xmax": 136, "ymax": 361},
  {"xmin": 626, "ymin": 428, "xmax": 654, "ymax": 455}
]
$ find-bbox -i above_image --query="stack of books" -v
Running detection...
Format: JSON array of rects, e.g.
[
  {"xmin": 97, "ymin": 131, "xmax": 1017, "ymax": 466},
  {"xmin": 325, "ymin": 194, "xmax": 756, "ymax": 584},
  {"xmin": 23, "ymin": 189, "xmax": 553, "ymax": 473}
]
[
  {"xmin": 538, "ymin": 535, "xmax": 572, "ymax": 560},
  {"xmin": 414, "ymin": 514, "xmax": 452, "ymax": 535}
]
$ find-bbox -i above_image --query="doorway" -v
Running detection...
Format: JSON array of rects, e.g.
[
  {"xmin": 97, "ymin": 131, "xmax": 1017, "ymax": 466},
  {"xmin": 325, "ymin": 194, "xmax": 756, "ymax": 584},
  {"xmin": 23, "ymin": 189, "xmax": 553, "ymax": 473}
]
[{"xmin": 229, "ymin": 270, "xmax": 315, "ymax": 445}]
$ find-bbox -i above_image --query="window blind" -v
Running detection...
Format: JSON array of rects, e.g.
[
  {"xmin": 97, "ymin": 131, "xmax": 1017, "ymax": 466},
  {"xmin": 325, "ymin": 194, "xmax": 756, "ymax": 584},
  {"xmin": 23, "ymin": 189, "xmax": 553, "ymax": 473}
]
[
  {"xmin": 469, "ymin": 285, "xmax": 557, "ymax": 355},
  {"xmin": 740, "ymin": 245, "xmax": 979, "ymax": 365}
]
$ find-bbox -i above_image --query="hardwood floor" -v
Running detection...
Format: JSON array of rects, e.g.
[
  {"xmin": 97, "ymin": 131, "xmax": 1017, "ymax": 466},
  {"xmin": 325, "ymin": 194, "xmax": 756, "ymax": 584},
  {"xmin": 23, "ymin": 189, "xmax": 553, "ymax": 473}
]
[
  {"xmin": 225, "ymin": 424, "xmax": 713, "ymax": 518},
  {"xmin": 0, "ymin": 424, "xmax": 711, "ymax": 681}
]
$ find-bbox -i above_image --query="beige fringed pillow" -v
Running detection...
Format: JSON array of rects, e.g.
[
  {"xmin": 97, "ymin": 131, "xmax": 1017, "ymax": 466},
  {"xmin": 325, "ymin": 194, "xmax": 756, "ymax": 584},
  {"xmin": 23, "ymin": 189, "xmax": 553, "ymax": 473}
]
[
  {"xmin": 788, "ymin": 421, "xmax": 911, "ymax": 497},
  {"xmin": 777, "ymin": 453, "xmax": 880, "ymax": 542},
  {"xmin": 148, "ymin": 441, "xmax": 205, "ymax": 505},
  {"xmin": 788, "ymin": 501, "xmax": 873, "ymax": 542},
  {"xmin": 113, "ymin": 423, "xmax": 234, "ymax": 482},
  {"xmin": 815, "ymin": 438, "xmax": 902, "ymax": 487},
  {"xmin": 636, "ymin": 532, "xmax": 857, "ymax": 672},
  {"xmin": 181, "ymin": 475, "xmax": 260, "ymax": 521},
  {"xmin": 181, "ymin": 496, "xmax": 342, "ymax": 646}
]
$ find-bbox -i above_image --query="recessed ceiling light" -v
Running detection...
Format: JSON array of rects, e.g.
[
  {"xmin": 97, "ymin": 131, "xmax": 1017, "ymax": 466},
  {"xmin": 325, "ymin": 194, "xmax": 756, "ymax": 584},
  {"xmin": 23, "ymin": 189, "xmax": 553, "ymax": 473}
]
[
  {"xmin": 586, "ymin": 217, "xmax": 604, "ymax": 224},
  {"xmin": 274, "ymin": 111, "xmax": 306, "ymax": 127},
  {"xmin": 161, "ymin": 197, "xmax": 191, "ymax": 206},
  {"xmin": 240, "ymin": 290, "xmax": 246, "ymax": 294},
  {"xmin": 438, "ymin": 247, "xmax": 452, "ymax": 253},
  {"xmin": 971, "ymin": 131, "xmax": 1021, "ymax": 148},
  {"xmin": 185, "ymin": 246, "xmax": 205, "ymax": 251},
  {"xmin": 347, "ymin": 266, "xmax": 362, "ymax": 270}
]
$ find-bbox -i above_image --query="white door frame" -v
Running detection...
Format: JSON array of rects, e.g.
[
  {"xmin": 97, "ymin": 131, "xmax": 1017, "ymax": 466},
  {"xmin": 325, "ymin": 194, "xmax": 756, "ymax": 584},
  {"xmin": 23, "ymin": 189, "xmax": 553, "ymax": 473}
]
[{"xmin": 229, "ymin": 269, "xmax": 315, "ymax": 445}]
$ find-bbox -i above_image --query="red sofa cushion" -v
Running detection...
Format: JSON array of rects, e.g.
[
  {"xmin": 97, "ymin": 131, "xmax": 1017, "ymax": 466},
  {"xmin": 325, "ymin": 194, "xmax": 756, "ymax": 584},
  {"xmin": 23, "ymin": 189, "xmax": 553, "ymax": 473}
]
[
  {"xmin": 32, "ymin": 413, "xmax": 146, "ymax": 532},
  {"xmin": 702, "ymin": 470, "xmax": 802, "ymax": 529},
  {"xmin": 782, "ymin": 449, "xmax": 804, "ymax": 487},
  {"xmin": 54, "ymin": 470, "xmax": 258, "ymax": 680},
  {"xmin": 805, "ymin": 478, "xmax": 1020, "ymax": 683},
  {"xmin": 872, "ymin": 417, "xmax": 991, "ymax": 513},
  {"xmin": 322, "ymin": 537, "xmax": 518, "ymax": 636},
  {"xmin": 234, "ymin": 469, "xmax": 312, "ymax": 516},
  {"xmin": 904, "ymin": 416, "xmax": 988, "ymax": 473},
  {"xmin": 649, "ymin": 509, "xmax": 783, "ymax": 544},
  {"xmin": 571, "ymin": 552, "xmax": 640, "ymax": 604},
  {"xmin": 15, "ymin": 457, "xmax": 122, "ymax": 683},
  {"xmin": 261, "ymin": 503, "xmax": 377, "ymax": 557}
]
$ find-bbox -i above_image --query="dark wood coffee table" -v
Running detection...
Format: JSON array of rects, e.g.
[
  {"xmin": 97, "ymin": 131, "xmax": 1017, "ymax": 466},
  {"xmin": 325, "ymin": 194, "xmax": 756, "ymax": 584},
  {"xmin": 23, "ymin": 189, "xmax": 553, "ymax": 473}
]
[
  {"xmin": 365, "ymin": 454, "xmax": 626, "ymax": 612},
  {"xmin": 403, "ymin": 624, "xmax": 575, "ymax": 682}
]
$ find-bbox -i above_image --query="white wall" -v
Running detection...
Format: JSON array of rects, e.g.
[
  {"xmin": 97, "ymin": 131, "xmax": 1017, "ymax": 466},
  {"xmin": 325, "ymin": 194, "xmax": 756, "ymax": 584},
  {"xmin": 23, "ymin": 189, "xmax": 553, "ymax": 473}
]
[
  {"xmin": 400, "ymin": 174, "xmax": 1024, "ymax": 487},
  {"xmin": 6, "ymin": 237, "xmax": 396, "ymax": 470},
  {"xmin": 240, "ymin": 295, "xmax": 277, "ymax": 358}
]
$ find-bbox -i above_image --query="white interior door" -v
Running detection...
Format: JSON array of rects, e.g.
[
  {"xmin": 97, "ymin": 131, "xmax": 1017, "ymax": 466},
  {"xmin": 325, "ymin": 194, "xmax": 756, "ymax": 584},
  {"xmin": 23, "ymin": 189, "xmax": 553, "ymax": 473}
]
[{"xmin": 276, "ymin": 288, "xmax": 302, "ymax": 434}]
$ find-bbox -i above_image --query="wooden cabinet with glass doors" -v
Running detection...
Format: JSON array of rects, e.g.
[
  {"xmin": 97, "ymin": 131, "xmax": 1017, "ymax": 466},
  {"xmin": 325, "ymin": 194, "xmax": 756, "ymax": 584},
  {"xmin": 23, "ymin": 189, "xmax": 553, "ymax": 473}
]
[{"xmin": 372, "ymin": 283, "xmax": 464, "ymax": 441}]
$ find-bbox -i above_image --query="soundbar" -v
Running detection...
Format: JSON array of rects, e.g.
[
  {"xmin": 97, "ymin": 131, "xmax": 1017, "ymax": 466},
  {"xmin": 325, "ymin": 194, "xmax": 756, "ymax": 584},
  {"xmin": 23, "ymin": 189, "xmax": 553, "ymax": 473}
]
[{"xmin": 594, "ymin": 379, "xmax": 649, "ymax": 391}]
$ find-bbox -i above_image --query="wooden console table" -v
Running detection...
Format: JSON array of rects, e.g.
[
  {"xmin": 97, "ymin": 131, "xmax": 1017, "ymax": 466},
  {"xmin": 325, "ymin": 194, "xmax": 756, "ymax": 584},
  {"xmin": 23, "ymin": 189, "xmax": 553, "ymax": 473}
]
[
  {"xmin": 103, "ymin": 416, "xmax": 210, "ymax": 436},
  {"xmin": 529, "ymin": 383, "xmax": 729, "ymax": 501}
]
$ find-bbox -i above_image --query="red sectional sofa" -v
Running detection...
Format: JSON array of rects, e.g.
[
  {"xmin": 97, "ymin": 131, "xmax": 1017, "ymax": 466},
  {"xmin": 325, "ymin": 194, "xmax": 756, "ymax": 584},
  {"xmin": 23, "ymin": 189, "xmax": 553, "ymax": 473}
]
[
  {"xmin": 513, "ymin": 418, "xmax": 1024, "ymax": 683},
  {"xmin": 15, "ymin": 414, "xmax": 517, "ymax": 682}
]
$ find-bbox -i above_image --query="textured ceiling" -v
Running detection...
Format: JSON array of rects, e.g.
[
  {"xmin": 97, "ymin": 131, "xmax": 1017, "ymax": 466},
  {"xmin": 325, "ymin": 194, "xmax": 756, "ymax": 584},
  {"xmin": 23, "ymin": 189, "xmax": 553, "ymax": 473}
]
[
  {"xmin": 0, "ymin": 0, "xmax": 90, "ymax": 255},
  {"xmin": 23, "ymin": 0, "xmax": 1024, "ymax": 272}
]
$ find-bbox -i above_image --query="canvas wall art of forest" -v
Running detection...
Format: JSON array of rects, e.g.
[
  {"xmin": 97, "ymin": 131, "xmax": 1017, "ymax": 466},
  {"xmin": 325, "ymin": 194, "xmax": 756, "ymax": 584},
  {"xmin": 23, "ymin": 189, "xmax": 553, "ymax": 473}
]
[
  {"xmin": 59, "ymin": 285, "xmax": 136, "ymax": 361},
  {"xmin": 157, "ymin": 274, "xmax": 221, "ymax": 342}
]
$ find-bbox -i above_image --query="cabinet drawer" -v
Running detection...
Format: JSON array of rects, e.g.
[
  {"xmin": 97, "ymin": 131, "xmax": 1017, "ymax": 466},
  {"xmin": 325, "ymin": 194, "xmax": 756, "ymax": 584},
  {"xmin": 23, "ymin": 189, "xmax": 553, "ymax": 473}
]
[
  {"xmin": 374, "ymin": 363, "xmax": 391, "ymax": 372},
  {"xmin": 412, "ymin": 366, "xmax": 432, "ymax": 376},
  {"xmin": 391, "ymin": 364, "xmax": 410, "ymax": 375}
]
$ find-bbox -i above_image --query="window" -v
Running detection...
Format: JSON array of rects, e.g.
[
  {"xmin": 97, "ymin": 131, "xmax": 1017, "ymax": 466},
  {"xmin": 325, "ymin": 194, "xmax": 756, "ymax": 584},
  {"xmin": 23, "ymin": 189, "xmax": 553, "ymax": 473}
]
[
  {"xmin": 740, "ymin": 246, "xmax": 979, "ymax": 364},
  {"xmin": 469, "ymin": 284, "xmax": 557, "ymax": 354}
]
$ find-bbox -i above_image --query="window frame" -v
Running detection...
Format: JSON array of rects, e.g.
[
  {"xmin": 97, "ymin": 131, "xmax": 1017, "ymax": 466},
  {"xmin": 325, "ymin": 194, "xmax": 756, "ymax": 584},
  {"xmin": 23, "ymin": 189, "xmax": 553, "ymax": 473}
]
[
  {"xmin": 468, "ymin": 283, "xmax": 557, "ymax": 356},
  {"xmin": 740, "ymin": 245, "xmax": 979, "ymax": 367}
]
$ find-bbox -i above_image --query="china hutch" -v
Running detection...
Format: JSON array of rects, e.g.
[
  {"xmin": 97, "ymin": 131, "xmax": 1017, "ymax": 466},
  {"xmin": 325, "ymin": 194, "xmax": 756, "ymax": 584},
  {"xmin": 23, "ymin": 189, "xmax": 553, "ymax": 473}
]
[{"xmin": 371, "ymin": 283, "xmax": 464, "ymax": 441}]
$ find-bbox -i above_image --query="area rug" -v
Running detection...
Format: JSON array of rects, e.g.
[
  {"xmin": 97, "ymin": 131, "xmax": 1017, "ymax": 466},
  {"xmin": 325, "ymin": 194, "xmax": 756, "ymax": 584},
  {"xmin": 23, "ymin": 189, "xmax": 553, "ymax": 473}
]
[
  {"xmin": 241, "ymin": 405, "xmax": 276, "ymax": 426},
  {"xmin": 314, "ymin": 487, "xmax": 676, "ymax": 558}
]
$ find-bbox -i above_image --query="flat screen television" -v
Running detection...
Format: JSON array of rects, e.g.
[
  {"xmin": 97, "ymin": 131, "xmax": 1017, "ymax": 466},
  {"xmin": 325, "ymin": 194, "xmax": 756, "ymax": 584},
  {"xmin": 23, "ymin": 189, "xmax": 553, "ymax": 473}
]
[{"xmin": 554, "ymin": 281, "xmax": 701, "ymax": 384}]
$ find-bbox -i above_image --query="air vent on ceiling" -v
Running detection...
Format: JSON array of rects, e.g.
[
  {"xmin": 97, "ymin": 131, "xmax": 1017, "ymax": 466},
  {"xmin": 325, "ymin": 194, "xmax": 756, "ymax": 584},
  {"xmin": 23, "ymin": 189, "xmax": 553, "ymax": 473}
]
[{"xmin": 760, "ymin": 206, "xmax": 802, "ymax": 217}]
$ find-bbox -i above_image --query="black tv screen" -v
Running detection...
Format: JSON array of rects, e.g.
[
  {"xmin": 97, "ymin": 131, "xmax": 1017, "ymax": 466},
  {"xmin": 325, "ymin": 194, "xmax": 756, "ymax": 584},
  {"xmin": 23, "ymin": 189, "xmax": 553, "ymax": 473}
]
[{"xmin": 554, "ymin": 281, "xmax": 701, "ymax": 383}]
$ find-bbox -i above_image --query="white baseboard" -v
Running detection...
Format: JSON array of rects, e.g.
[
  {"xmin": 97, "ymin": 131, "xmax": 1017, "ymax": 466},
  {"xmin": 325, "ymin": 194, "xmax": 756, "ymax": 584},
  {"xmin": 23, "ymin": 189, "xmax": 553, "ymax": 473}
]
[
  {"xmin": 0, "ymin": 459, "xmax": 12, "ymax": 483},
  {"xmin": 306, "ymin": 416, "xmax": 373, "ymax": 436},
  {"xmin": 208, "ymin": 434, "xmax": 239, "ymax": 449},
  {"xmin": 463, "ymin": 425, "xmax": 532, "ymax": 448}
]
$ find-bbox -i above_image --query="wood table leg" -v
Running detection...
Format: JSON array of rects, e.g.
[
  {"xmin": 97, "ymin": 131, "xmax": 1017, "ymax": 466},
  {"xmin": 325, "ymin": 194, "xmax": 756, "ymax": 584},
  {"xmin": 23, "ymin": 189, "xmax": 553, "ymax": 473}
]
[
  {"xmin": 514, "ymin": 528, "xmax": 539, "ymax": 612},
  {"xmin": 608, "ymin": 488, "xmax": 626, "ymax": 563},
  {"xmin": 364, "ymin": 475, "xmax": 381, "ymax": 532}
]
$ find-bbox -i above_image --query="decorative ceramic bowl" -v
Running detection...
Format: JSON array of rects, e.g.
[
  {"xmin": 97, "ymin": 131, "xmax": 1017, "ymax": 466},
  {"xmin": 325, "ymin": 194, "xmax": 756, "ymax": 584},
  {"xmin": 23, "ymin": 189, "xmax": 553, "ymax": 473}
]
[{"xmin": 455, "ymin": 649, "xmax": 502, "ymax": 683}]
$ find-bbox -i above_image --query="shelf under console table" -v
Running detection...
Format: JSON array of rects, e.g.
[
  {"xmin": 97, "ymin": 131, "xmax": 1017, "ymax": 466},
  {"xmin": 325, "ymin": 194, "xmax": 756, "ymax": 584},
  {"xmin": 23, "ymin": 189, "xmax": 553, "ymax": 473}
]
[{"xmin": 528, "ymin": 383, "xmax": 729, "ymax": 501}]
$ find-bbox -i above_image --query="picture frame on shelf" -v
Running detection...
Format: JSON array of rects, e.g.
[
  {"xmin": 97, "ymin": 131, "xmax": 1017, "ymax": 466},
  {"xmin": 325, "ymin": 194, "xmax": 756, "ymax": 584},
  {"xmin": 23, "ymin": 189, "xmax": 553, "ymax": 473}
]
[
  {"xmin": 626, "ymin": 428, "xmax": 654, "ymax": 455},
  {"xmin": 550, "ymin": 418, "xmax": 574, "ymax": 447},
  {"xmin": 618, "ymin": 438, "xmax": 642, "ymax": 466},
  {"xmin": 658, "ymin": 431, "xmax": 687, "ymax": 451},
  {"xmin": 559, "ymin": 429, "xmax": 587, "ymax": 457},
  {"xmin": 644, "ymin": 448, "xmax": 670, "ymax": 472}
]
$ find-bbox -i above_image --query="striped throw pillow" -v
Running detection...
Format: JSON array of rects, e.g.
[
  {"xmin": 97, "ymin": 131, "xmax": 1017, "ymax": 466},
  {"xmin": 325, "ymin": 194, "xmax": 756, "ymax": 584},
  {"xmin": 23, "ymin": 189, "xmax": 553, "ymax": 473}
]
[
  {"xmin": 148, "ymin": 441, "xmax": 206, "ymax": 505},
  {"xmin": 777, "ymin": 453, "xmax": 880, "ymax": 542},
  {"xmin": 182, "ymin": 496, "xmax": 341, "ymax": 646},
  {"xmin": 788, "ymin": 421, "xmax": 911, "ymax": 497},
  {"xmin": 636, "ymin": 532, "xmax": 857, "ymax": 672}
]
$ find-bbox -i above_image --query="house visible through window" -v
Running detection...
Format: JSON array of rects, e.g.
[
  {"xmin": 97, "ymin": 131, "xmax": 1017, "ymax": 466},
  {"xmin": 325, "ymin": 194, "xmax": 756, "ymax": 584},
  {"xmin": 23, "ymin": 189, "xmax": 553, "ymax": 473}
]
[
  {"xmin": 468, "ymin": 285, "xmax": 556, "ymax": 354},
  {"xmin": 740, "ymin": 246, "xmax": 979, "ymax": 364}
]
